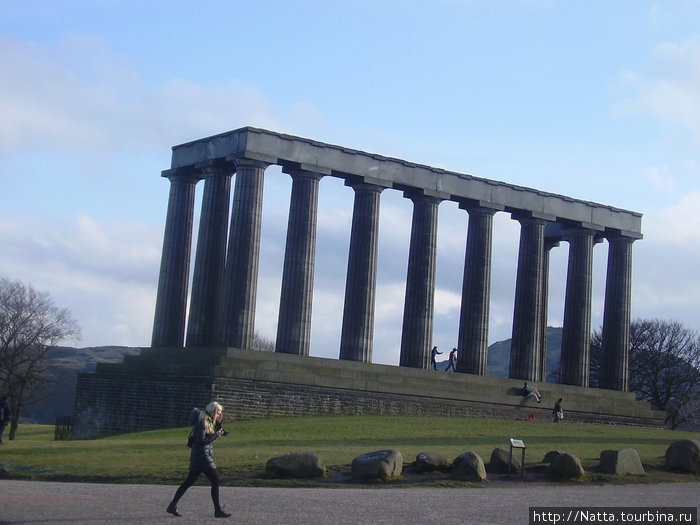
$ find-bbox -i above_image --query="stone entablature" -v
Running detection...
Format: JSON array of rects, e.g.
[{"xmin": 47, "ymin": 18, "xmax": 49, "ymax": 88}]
[{"xmin": 168, "ymin": 127, "xmax": 641, "ymax": 237}]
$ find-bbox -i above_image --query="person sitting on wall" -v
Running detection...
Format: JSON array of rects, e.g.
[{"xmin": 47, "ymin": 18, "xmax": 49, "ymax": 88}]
[{"xmin": 521, "ymin": 382, "xmax": 542, "ymax": 403}]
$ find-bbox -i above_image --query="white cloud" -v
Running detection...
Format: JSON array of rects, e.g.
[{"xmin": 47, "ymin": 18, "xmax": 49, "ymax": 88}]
[
  {"xmin": 0, "ymin": 35, "xmax": 322, "ymax": 161},
  {"xmin": 644, "ymin": 190, "xmax": 700, "ymax": 244},
  {"xmin": 0, "ymin": 212, "xmax": 162, "ymax": 346},
  {"xmin": 618, "ymin": 37, "xmax": 700, "ymax": 146},
  {"xmin": 644, "ymin": 165, "xmax": 676, "ymax": 196}
]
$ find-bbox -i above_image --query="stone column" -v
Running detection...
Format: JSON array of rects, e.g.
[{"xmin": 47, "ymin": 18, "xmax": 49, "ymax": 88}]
[
  {"xmin": 399, "ymin": 192, "xmax": 441, "ymax": 369},
  {"xmin": 339, "ymin": 181, "xmax": 384, "ymax": 363},
  {"xmin": 151, "ymin": 169, "xmax": 202, "ymax": 347},
  {"xmin": 538, "ymin": 238, "xmax": 560, "ymax": 381},
  {"xmin": 185, "ymin": 163, "xmax": 234, "ymax": 347},
  {"xmin": 275, "ymin": 169, "xmax": 323, "ymax": 356},
  {"xmin": 600, "ymin": 234, "xmax": 635, "ymax": 391},
  {"xmin": 218, "ymin": 159, "xmax": 268, "ymax": 349},
  {"xmin": 559, "ymin": 227, "xmax": 596, "ymax": 386},
  {"xmin": 456, "ymin": 204, "xmax": 498, "ymax": 375},
  {"xmin": 509, "ymin": 214, "xmax": 548, "ymax": 381}
]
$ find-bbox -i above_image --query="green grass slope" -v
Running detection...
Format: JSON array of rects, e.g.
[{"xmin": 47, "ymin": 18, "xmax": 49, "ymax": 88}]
[{"xmin": 1, "ymin": 415, "xmax": 697, "ymax": 487}]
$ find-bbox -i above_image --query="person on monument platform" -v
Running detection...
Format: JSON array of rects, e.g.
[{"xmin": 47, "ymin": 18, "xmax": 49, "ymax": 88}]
[
  {"xmin": 521, "ymin": 382, "xmax": 542, "ymax": 403},
  {"xmin": 167, "ymin": 401, "xmax": 231, "ymax": 519},
  {"xmin": 430, "ymin": 346, "xmax": 442, "ymax": 370},
  {"xmin": 445, "ymin": 348, "xmax": 457, "ymax": 372}
]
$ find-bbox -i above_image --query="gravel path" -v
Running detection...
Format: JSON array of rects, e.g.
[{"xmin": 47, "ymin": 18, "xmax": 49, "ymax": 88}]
[{"xmin": 1, "ymin": 480, "xmax": 698, "ymax": 525}]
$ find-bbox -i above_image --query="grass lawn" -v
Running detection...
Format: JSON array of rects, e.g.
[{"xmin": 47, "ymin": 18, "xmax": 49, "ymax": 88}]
[{"xmin": 1, "ymin": 415, "xmax": 698, "ymax": 487}]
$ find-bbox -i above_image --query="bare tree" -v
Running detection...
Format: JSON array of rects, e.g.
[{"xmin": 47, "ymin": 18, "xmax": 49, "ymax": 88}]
[
  {"xmin": 252, "ymin": 331, "xmax": 276, "ymax": 352},
  {"xmin": 591, "ymin": 319, "xmax": 700, "ymax": 429},
  {"xmin": 0, "ymin": 277, "xmax": 80, "ymax": 440}
]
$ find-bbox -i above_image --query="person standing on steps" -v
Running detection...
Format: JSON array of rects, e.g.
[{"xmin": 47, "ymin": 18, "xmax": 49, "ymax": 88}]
[
  {"xmin": 445, "ymin": 348, "xmax": 457, "ymax": 372},
  {"xmin": 167, "ymin": 401, "xmax": 231, "ymax": 519},
  {"xmin": 430, "ymin": 346, "xmax": 442, "ymax": 370}
]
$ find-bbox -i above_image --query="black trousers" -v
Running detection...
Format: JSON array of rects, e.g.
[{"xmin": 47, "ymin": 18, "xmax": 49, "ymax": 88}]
[{"xmin": 171, "ymin": 466, "xmax": 222, "ymax": 511}]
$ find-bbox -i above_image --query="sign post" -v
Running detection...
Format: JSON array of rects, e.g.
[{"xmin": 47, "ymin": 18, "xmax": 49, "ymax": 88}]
[{"xmin": 509, "ymin": 438, "xmax": 526, "ymax": 478}]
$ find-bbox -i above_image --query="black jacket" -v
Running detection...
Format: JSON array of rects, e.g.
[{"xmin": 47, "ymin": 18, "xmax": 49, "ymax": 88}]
[{"xmin": 189, "ymin": 418, "xmax": 219, "ymax": 471}]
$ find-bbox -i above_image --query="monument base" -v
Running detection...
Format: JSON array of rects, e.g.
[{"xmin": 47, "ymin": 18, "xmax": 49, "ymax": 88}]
[{"xmin": 73, "ymin": 347, "xmax": 665, "ymax": 438}]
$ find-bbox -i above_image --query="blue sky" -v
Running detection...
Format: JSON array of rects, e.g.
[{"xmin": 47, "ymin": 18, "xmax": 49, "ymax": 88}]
[{"xmin": 1, "ymin": 1, "xmax": 699, "ymax": 365}]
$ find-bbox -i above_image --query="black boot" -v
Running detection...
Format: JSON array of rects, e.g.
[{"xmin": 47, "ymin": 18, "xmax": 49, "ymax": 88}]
[
  {"xmin": 167, "ymin": 502, "xmax": 182, "ymax": 517},
  {"xmin": 215, "ymin": 509, "xmax": 231, "ymax": 518}
]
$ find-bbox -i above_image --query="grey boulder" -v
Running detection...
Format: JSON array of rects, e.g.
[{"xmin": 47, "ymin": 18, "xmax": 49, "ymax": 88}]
[
  {"xmin": 265, "ymin": 451, "xmax": 327, "ymax": 479},
  {"xmin": 352, "ymin": 449, "xmax": 403, "ymax": 481},
  {"xmin": 415, "ymin": 452, "xmax": 451, "ymax": 473},
  {"xmin": 487, "ymin": 447, "xmax": 521, "ymax": 474},
  {"xmin": 598, "ymin": 448, "xmax": 645, "ymax": 475},
  {"xmin": 665, "ymin": 439, "xmax": 700, "ymax": 474},
  {"xmin": 452, "ymin": 452, "xmax": 487, "ymax": 482},
  {"xmin": 549, "ymin": 452, "xmax": 584, "ymax": 480}
]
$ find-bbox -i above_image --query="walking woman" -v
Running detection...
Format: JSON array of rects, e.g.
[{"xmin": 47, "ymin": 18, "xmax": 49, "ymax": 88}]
[{"xmin": 167, "ymin": 401, "xmax": 231, "ymax": 518}]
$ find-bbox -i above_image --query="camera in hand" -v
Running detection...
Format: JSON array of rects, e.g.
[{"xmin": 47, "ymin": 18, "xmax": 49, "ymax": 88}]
[{"xmin": 215, "ymin": 421, "xmax": 229, "ymax": 436}]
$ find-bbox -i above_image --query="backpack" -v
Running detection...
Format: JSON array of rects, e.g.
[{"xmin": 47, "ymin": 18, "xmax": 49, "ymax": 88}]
[{"xmin": 186, "ymin": 407, "xmax": 201, "ymax": 448}]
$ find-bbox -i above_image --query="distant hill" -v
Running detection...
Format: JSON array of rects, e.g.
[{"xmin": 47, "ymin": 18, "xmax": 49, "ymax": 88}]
[
  {"xmin": 434, "ymin": 327, "xmax": 563, "ymax": 381},
  {"xmin": 487, "ymin": 326, "xmax": 562, "ymax": 382},
  {"xmin": 21, "ymin": 346, "xmax": 140, "ymax": 424}
]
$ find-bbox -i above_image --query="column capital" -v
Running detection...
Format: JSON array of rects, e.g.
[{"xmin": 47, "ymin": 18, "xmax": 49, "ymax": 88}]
[
  {"xmin": 564, "ymin": 225, "xmax": 598, "ymax": 235},
  {"xmin": 161, "ymin": 167, "xmax": 204, "ymax": 184},
  {"xmin": 458, "ymin": 200, "xmax": 503, "ymax": 214},
  {"xmin": 344, "ymin": 179, "xmax": 387, "ymax": 194},
  {"xmin": 511, "ymin": 211, "xmax": 552, "ymax": 224},
  {"xmin": 194, "ymin": 158, "xmax": 236, "ymax": 176},
  {"xmin": 604, "ymin": 232, "xmax": 639, "ymax": 244},
  {"xmin": 402, "ymin": 189, "xmax": 444, "ymax": 205},
  {"xmin": 282, "ymin": 167, "xmax": 325, "ymax": 181},
  {"xmin": 234, "ymin": 157, "xmax": 271, "ymax": 170}
]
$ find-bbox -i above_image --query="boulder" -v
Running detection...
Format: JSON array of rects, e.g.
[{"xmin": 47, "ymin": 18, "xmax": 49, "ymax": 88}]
[
  {"xmin": 549, "ymin": 452, "xmax": 584, "ymax": 480},
  {"xmin": 265, "ymin": 451, "xmax": 326, "ymax": 479},
  {"xmin": 665, "ymin": 439, "xmax": 700, "ymax": 474},
  {"xmin": 415, "ymin": 452, "xmax": 451, "ymax": 473},
  {"xmin": 451, "ymin": 452, "xmax": 487, "ymax": 482},
  {"xmin": 599, "ymin": 449, "xmax": 645, "ymax": 475},
  {"xmin": 542, "ymin": 450, "xmax": 565, "ymax": 463},
  {"xmin": 351, "ymin": 449, "xmax": 403, "ymax": 481},
  {"xmin": 487, "ymin": 447, "xmax": 521, "ymax": 474}
]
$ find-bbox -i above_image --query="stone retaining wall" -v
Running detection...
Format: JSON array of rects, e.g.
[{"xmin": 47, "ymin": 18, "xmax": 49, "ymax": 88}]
[{"xmin": 72, "ymin": 347, "xmax": 665, "ymax": 438}]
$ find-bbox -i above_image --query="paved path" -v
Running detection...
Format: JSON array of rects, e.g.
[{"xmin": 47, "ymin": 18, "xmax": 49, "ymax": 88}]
[{"xmin": 1, "ymin": 480, "xmax": 698, "ymax": 524}]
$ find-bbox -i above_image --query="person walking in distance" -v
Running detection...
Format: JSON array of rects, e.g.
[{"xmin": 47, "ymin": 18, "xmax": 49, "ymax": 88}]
[
  {"xmin": 445, "ymin": 348, "xmax": 457, "ymax": 372},
  {"xmin": 553, "ymin": 398, "xmax": 564, "ymax": 422},
  {"xmin": 430, "ymin": 346, "xmax": 442, "ymax": 370},
  {"xmin": 167, "ymin": 401, "xmax": 231, "ymax": 518}
]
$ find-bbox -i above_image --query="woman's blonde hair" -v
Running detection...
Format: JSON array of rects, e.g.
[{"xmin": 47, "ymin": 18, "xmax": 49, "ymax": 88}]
[{"xmin": 201, "ymin": 401, "xmax": 223, "ymax": 433}]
